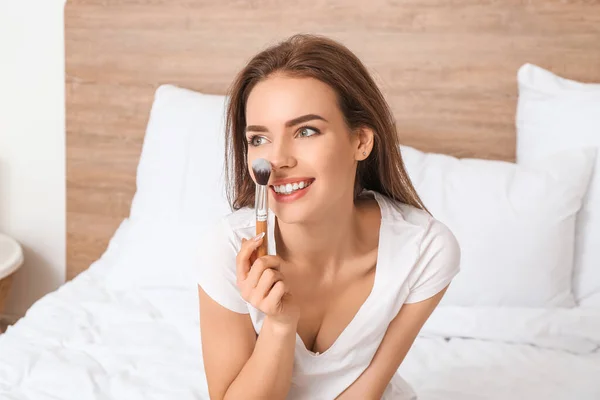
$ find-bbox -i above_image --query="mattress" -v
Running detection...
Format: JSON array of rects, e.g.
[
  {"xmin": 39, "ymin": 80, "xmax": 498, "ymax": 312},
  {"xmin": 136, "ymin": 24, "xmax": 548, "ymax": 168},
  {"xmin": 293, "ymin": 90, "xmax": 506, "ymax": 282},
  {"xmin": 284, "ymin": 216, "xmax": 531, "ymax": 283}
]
[{"xmin": 1, "ymin": 223, "xmax": 599, "ymax": 400}]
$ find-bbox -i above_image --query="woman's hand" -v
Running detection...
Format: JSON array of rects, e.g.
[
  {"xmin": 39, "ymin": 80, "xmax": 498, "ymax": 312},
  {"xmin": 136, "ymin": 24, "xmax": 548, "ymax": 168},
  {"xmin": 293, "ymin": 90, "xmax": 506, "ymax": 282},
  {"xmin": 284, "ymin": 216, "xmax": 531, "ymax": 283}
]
[{"xmin": 236, "ymin": 233, "xmax": 300, "ymax": 327}]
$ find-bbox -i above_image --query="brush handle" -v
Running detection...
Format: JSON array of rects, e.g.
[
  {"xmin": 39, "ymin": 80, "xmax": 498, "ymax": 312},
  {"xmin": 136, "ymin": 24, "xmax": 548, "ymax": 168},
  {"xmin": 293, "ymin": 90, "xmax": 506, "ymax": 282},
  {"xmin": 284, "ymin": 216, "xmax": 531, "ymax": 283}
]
[
  {"xmin": 254, "ymin": 183, "xmax": 269, "ymax": 258},
  {"xmin": 256, "ymin": 220, "xmax": 268, "ymax": 258}
]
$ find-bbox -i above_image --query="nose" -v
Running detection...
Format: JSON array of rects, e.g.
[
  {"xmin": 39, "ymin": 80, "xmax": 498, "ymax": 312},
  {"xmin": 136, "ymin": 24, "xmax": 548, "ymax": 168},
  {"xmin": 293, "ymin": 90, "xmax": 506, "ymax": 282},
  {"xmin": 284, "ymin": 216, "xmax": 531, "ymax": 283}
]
[{"xmin": 268, "ymin": 137, "xmax": 296, "ymax": 171}]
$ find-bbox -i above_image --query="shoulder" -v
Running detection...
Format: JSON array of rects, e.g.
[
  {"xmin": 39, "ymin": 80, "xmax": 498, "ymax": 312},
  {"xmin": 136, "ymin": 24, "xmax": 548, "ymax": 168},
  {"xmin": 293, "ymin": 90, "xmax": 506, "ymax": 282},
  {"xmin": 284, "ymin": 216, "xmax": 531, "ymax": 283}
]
[
  {"xmin": 201, "ymin": 207, "xmax": 256, "ymax": 254},
  {"xmin": 223, "ymin": 207, "xmax": 256, "ymax": 231},
  {"xmin": 197, "ymin": 208, "xmax": 255, "ymax": 314},
  {"xmin": 376, "ymin": 196, "xmax": 461, "ymax": 303},
  {"xmin": 419, "ymin": 217, "xmax": 461, "ymax": 265},
  {"xmin": 378, "ymin": 193, "xmax": 460, "ymax": 263}
]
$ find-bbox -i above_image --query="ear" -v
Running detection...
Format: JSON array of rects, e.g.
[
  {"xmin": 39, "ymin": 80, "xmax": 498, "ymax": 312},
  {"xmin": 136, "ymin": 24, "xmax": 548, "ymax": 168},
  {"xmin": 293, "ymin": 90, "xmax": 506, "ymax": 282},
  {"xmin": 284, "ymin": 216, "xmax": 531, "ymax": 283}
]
[{"xmin": 353, "ymin": 127, "xmax": 375, "ymax": 161}]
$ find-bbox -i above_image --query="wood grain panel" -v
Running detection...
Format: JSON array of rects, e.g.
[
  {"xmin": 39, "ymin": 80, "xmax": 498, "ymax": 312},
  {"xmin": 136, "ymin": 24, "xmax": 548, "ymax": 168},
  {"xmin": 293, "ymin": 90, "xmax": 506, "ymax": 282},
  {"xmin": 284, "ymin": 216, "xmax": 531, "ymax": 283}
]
[{"xmin": 66, "ymin": 0, "xmax": 600, "ymax": 279}]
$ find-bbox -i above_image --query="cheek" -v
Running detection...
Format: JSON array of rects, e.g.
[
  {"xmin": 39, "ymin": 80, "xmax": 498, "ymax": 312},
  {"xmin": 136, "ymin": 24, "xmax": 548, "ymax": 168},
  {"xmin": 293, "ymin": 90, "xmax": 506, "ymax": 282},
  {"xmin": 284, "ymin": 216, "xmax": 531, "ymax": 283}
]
[
  {"xmin": 310, "ymin": 141, "xmax": 355, "ymax": 180},
  {"xmin": 246, "ymin": 158, "xmax": 256, "ymax": 182}
]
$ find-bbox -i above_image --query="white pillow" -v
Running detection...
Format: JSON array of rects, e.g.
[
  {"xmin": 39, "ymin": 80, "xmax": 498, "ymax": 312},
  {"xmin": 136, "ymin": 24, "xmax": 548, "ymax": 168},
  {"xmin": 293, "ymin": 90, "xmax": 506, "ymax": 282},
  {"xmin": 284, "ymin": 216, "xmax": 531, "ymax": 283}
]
[
  {"xmin": 105, "ymin": 86, "xmax": 231, "ymax": 289},
  {"xmin": 401, "ymin": 145, "xmax": 595, "ymax": 307},
  {"xmin": 516, "ymin": 63, "xmax": 600, "ymax": 308},
  {"xmin": 104, "ymin": 218, "xmax": 205, "ymax": 290},
  {"xmin": 130, "ymin": 85, "xmax": 231, "ymax": 226}
]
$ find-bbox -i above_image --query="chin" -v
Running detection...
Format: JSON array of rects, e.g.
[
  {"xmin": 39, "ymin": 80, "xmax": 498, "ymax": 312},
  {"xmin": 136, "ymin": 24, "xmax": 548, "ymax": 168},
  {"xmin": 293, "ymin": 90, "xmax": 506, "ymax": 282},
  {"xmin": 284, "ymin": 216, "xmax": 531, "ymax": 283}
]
[
  {"xmin": 269, "ymin": 189, "xmax": 321, "ymax": 225},
  {"xmin": 270, "ymin": 202, "xmax": 312, "ymax": 225}
]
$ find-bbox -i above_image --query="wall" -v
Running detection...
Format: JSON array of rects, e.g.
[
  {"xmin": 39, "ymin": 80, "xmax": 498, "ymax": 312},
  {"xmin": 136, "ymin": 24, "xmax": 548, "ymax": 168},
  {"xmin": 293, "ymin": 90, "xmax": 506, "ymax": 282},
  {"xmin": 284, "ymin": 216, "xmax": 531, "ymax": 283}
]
[{"xmin": 0, "ymin": 0, "xmax": 66, "ymax": 318}]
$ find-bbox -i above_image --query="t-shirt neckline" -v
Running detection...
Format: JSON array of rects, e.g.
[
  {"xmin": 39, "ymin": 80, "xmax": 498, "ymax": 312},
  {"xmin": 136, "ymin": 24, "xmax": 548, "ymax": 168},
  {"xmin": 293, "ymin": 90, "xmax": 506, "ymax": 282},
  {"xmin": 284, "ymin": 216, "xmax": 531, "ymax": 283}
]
[{"xmin": 266, "ymin": 190, "xmax": 389, "ymax": 358}]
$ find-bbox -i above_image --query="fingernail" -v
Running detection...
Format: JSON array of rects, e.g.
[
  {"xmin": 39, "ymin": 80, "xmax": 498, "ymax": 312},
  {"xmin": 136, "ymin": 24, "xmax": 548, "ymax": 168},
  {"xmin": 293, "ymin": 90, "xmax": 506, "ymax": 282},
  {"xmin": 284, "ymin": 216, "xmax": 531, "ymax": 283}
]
[{"xmin": 253, "ymin": 232, "xmax": 265, "ymax": 241}]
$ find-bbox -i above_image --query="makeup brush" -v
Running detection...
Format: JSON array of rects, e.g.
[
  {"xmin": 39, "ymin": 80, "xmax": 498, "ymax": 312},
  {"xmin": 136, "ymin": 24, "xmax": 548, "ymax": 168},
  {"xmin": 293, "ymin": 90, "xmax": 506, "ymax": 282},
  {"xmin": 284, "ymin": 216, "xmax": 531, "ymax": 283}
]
[{"xmin": 252, "ymin": 158, "xmax": 272, "ymax": 258}]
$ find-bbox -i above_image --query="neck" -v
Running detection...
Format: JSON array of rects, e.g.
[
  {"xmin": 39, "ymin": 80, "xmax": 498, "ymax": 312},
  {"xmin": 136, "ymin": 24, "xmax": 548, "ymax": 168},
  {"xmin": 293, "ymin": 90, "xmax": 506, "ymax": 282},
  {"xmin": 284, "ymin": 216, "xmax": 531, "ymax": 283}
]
[{"xmin": 275, "ymin": 193, "xmax": 369, "ymax": 276}]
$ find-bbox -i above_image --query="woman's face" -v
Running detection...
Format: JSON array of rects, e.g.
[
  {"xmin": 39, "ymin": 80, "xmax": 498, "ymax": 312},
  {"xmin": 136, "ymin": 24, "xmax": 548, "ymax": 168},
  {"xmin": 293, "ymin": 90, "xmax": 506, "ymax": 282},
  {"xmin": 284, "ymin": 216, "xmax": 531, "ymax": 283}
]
[{"xmin": 245, "ymin": 75, "xmax": 361, "ymax": 224}]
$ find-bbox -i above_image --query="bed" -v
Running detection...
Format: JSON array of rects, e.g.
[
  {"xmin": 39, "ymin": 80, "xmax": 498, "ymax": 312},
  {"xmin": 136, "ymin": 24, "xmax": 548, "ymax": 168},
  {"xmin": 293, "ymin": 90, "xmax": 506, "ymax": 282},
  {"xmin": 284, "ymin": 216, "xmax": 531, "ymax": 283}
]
[
  {"xmin": 2, "ymin": 0, "xmax": 600, "ymax": 399},
  {"xmin": 1, "ymin": 244, "xmax": 599, "ymax": 399}
]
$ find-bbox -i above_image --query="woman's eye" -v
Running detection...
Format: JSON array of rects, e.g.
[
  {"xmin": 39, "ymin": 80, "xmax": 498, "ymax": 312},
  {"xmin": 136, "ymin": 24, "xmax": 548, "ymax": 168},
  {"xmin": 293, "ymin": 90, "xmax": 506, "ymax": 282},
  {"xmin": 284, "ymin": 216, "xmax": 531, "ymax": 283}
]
[
  {"xmin": 298, "ymin": 127, "xmax": 319, "ymax": 138},
  {"xmin": 248, "ymin": 136, "xmax": 266, "ymax": 146}
]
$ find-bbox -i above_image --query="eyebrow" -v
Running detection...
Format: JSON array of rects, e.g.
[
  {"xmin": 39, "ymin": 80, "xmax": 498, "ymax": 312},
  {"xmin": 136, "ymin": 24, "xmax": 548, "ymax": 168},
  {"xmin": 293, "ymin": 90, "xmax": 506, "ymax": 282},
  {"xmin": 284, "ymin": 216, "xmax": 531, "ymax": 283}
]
[{"xmin": 245, "ymin": 114, "xmax": 328, "ymax": 133}]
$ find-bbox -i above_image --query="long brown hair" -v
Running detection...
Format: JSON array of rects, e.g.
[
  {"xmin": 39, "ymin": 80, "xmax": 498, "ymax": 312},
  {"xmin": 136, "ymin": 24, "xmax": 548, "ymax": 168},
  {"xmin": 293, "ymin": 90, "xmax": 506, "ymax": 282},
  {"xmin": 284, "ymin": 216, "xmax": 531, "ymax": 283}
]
[{"xmin": 224, "ymin": 34, "xmax": 427, "ymax": 212}]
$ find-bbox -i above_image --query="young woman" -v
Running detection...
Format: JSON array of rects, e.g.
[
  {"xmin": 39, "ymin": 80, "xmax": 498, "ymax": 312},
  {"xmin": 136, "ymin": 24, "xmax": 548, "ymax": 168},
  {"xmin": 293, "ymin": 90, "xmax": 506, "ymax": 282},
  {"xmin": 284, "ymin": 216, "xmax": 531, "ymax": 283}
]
[{"xmin": 197, "ymin": 34, "xmax": 460, "ymax": 400}]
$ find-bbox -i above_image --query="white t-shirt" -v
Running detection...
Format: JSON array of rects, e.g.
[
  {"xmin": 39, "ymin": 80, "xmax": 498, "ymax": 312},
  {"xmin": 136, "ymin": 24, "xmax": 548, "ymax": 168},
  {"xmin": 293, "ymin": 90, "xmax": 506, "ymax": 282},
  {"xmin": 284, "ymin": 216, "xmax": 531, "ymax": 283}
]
[{"xmin": 197, "ymin": 190, "xmax": 461, "ymax": 400}]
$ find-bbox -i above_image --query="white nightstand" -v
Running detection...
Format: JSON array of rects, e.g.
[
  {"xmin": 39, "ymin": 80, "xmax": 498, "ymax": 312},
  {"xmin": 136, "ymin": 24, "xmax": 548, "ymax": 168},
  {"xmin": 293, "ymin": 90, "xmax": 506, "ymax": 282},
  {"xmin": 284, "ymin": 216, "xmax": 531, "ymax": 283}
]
[{"xmin": 0, "ymin": 233, "xmax": 24, "ymax": 316}]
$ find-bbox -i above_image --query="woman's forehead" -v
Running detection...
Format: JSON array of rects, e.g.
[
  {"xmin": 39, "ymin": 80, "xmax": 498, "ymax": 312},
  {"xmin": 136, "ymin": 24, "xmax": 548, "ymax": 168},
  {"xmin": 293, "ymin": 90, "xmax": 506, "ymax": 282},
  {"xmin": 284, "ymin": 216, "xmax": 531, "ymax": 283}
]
[{"xmin": 246, "ymin": 76, "xmax": 341, "ymax": 124}]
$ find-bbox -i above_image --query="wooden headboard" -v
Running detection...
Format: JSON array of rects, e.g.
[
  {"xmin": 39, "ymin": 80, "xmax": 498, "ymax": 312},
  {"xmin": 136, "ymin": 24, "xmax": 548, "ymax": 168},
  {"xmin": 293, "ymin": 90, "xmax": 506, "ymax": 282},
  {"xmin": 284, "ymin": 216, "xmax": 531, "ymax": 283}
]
[{"xmin": 65, "ymin": 1, "xmax": 600, "ymax": 280}]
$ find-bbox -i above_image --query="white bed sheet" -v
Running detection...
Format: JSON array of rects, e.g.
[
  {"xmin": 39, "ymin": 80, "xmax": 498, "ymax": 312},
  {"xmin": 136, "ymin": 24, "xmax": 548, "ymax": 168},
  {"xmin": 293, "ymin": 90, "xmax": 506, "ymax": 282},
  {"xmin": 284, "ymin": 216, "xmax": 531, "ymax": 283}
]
[
  {"xmin": 1, "ymin": 237, "xmax": 599, "ymax": 399},
  {"xmin": 402, "ymin": 337, "xmax": 600, "ymax": 400}
]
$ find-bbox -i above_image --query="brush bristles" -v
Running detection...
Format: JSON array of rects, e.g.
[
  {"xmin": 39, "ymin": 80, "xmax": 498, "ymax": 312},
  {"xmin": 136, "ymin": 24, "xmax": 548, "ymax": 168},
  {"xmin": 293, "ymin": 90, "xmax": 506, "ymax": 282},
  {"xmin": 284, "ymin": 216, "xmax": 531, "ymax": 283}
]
[{"xmin": 252, "ymin": 158, "xmax": 272, "ymax": 186}]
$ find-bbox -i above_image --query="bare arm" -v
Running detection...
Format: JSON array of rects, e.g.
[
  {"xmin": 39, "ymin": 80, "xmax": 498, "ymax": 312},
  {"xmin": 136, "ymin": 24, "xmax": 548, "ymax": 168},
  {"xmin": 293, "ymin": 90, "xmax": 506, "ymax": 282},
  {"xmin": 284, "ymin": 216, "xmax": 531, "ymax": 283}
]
[
  {"xmin": 335, "ymin": 286, "xmax": 449, "ymax": 399},
  {"xmin": 198, "ymin": 235, "xmax": 299, "ymax": 400},
  {"xmin": 198, "ymin": 287, "xmax": 296, "ymax": 400}
]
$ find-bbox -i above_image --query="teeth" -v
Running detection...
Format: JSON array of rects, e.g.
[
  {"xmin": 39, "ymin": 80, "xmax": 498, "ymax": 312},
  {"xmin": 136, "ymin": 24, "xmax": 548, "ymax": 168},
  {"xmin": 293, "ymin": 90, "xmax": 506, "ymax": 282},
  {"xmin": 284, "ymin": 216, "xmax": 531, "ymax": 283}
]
[{"xmin": 273, "ymin": 180, "xmax": 312, "ymax": 194}]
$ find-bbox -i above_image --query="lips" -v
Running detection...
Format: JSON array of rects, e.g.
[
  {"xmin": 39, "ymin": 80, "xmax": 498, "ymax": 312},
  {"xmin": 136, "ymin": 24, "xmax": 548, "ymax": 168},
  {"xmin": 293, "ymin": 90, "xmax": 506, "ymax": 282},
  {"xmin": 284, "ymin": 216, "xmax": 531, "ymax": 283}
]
[
  {"xmin": 270, "ymin": 177, "xmax": 315, "ymax": 186},
  {"xmin": 270, "ymin": 178, "xmax": 315, "ymax": 203},
  {"xmin": 271, "ymin": 179, "xmax": 315, "ymax": 195}
]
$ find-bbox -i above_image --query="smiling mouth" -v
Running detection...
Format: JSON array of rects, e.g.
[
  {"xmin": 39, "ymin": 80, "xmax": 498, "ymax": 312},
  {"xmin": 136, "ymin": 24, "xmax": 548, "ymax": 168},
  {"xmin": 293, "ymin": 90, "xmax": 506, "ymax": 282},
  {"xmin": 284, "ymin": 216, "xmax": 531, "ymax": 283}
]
[{"xmin": 270, "ymin": 179, "xmax": 315, "ymax": 195}]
